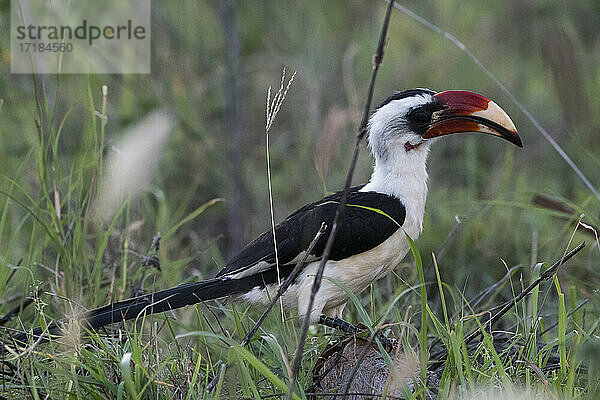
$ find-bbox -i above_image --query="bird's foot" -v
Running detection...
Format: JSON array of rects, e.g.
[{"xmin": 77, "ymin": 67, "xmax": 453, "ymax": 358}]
[
  {"xmin": 318, "ymin": 315, "xmax": 398, "ymax": 350},
  {"xmin": 319, "ymin": 315, "xmax": 360, "ymax": 334}
]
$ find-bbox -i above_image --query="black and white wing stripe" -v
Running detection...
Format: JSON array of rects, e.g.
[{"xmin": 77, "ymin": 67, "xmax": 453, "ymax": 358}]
[{"xmin": 216, "ymin": 186, "xmax": 406, "ymax": 280}]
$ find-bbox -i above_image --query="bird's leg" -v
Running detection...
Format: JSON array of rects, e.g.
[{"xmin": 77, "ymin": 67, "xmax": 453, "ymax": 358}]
[
  {"xmin": 319, "ymin": 315, "xmax": 359, "ymax": 334},
  {"xmin": 319, "ymin": 315, "xmax": 399, "ymax": 350}
]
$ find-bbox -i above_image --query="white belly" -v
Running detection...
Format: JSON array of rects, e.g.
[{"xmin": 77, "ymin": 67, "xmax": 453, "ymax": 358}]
[{"xmin": 240, "ymin": 219, "xmax": 420, "ymax": 322}]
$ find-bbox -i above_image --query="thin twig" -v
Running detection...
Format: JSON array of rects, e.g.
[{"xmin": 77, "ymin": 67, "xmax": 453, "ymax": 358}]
[
  {"xmin": 241, "ymin": 223, "xmax": 327, "ymax": 347},
  {"xmin": 285, "ymin": 2, "xmax": 395, "ymax": 398},
  {"xmin": 5, "ymin": 324, "xmax": 51, "ymax": 359}
]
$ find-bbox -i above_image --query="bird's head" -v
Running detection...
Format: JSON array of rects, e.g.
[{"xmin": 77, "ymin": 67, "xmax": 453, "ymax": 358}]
[{"xmin": 367, "ymin": 88, "xmax": 521, "ymax": 166}]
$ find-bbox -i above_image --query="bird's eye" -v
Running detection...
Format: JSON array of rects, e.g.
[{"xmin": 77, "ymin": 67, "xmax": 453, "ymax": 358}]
[{"xmin": 407, "ymin": 108, "xmax": 432, "ymax": 125}]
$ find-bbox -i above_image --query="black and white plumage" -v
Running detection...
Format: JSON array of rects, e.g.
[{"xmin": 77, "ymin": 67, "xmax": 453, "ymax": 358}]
[
  {"xmin": 13, "ymin": 88, "xmax": 522, "ymax": 342},
  {"xmin": 218, "ymin": 186, "xmax": 406, "ymax": 277},
  {"xmin": 222, "ymin": 185, "xmax": 408, "ymax": 319}
]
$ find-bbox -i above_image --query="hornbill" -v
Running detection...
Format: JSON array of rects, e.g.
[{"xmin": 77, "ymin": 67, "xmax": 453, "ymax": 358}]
[{"xmin": 9, "ymin": 89, "xmax": 521, "ymax": 345}]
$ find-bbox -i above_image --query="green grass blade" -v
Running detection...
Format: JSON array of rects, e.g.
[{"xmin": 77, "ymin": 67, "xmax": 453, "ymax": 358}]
[
  {"xmin": 405, "ymin": 233, "xmax": 427, "ymax": 398},
  {"xmin": 554, "ymin": 276, "xmax": 567, "ymax": 381}
]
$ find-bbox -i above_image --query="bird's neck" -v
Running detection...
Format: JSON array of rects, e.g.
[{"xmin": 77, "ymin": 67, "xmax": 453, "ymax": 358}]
[{"xmin": 362, "ymin": 149, "xmax": 429, "ymax": 237}]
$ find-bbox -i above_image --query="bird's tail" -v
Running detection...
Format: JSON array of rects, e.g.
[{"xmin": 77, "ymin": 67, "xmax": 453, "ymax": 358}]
[
  {"xmin": 5, "ymin": 276, "xmax": 257, "ymax": 351},
  {"xmin": 83, "ymin": 277, "xmax": 242, "ymax": 329}
]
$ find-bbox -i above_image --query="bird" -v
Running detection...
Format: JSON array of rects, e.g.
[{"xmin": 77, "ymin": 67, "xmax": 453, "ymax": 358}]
[{"xmin": 10, "ymin": 88, "xmax": 522, "ymax": 345}]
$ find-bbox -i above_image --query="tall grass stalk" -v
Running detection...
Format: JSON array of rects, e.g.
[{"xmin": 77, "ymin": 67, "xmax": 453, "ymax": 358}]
[{"xmin": 264, "ymin": 69, "xmax": 296, "ymax": 321}]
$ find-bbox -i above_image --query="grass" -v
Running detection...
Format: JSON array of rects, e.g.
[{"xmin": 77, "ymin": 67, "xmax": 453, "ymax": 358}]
[
  {"xmin": 1, "ymin": 122, "xmax": 597, "ymax": 399},
  {"xmin": 2, "ymin": 7, "xmax": 600, "ymax": 398},
  {"xmin": 0, "ymin": 114, "xmax": 598, "ymax": 400}
]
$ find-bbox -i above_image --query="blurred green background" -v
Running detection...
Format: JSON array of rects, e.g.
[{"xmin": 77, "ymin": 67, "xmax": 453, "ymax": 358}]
[{"xmin": 0, "ymin": 0, "xmax": 599, "ymax": 320}]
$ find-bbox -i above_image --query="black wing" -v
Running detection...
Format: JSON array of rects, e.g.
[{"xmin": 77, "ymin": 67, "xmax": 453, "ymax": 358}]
[{"xmin": 216, "ymin": 186, "xmax": 406, "ymax": 278}]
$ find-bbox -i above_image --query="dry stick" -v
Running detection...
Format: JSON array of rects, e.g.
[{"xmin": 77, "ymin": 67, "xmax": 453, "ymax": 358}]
[
  {"xmin": 463, "ymin": 242, "xmax": 585, "ymax": 346},
  {"xmin": 284, "ymin": 2, "xmax": 395, "ymax": 399},
  {"xmin": 240, "ymin": 223, "xmax": 327, "ymax": 347}
]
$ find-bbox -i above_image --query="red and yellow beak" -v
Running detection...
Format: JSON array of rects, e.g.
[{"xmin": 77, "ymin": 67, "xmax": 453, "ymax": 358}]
[{"xmin": 424, "ymin": 90, "xmax": 522, "ymax": 148}]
